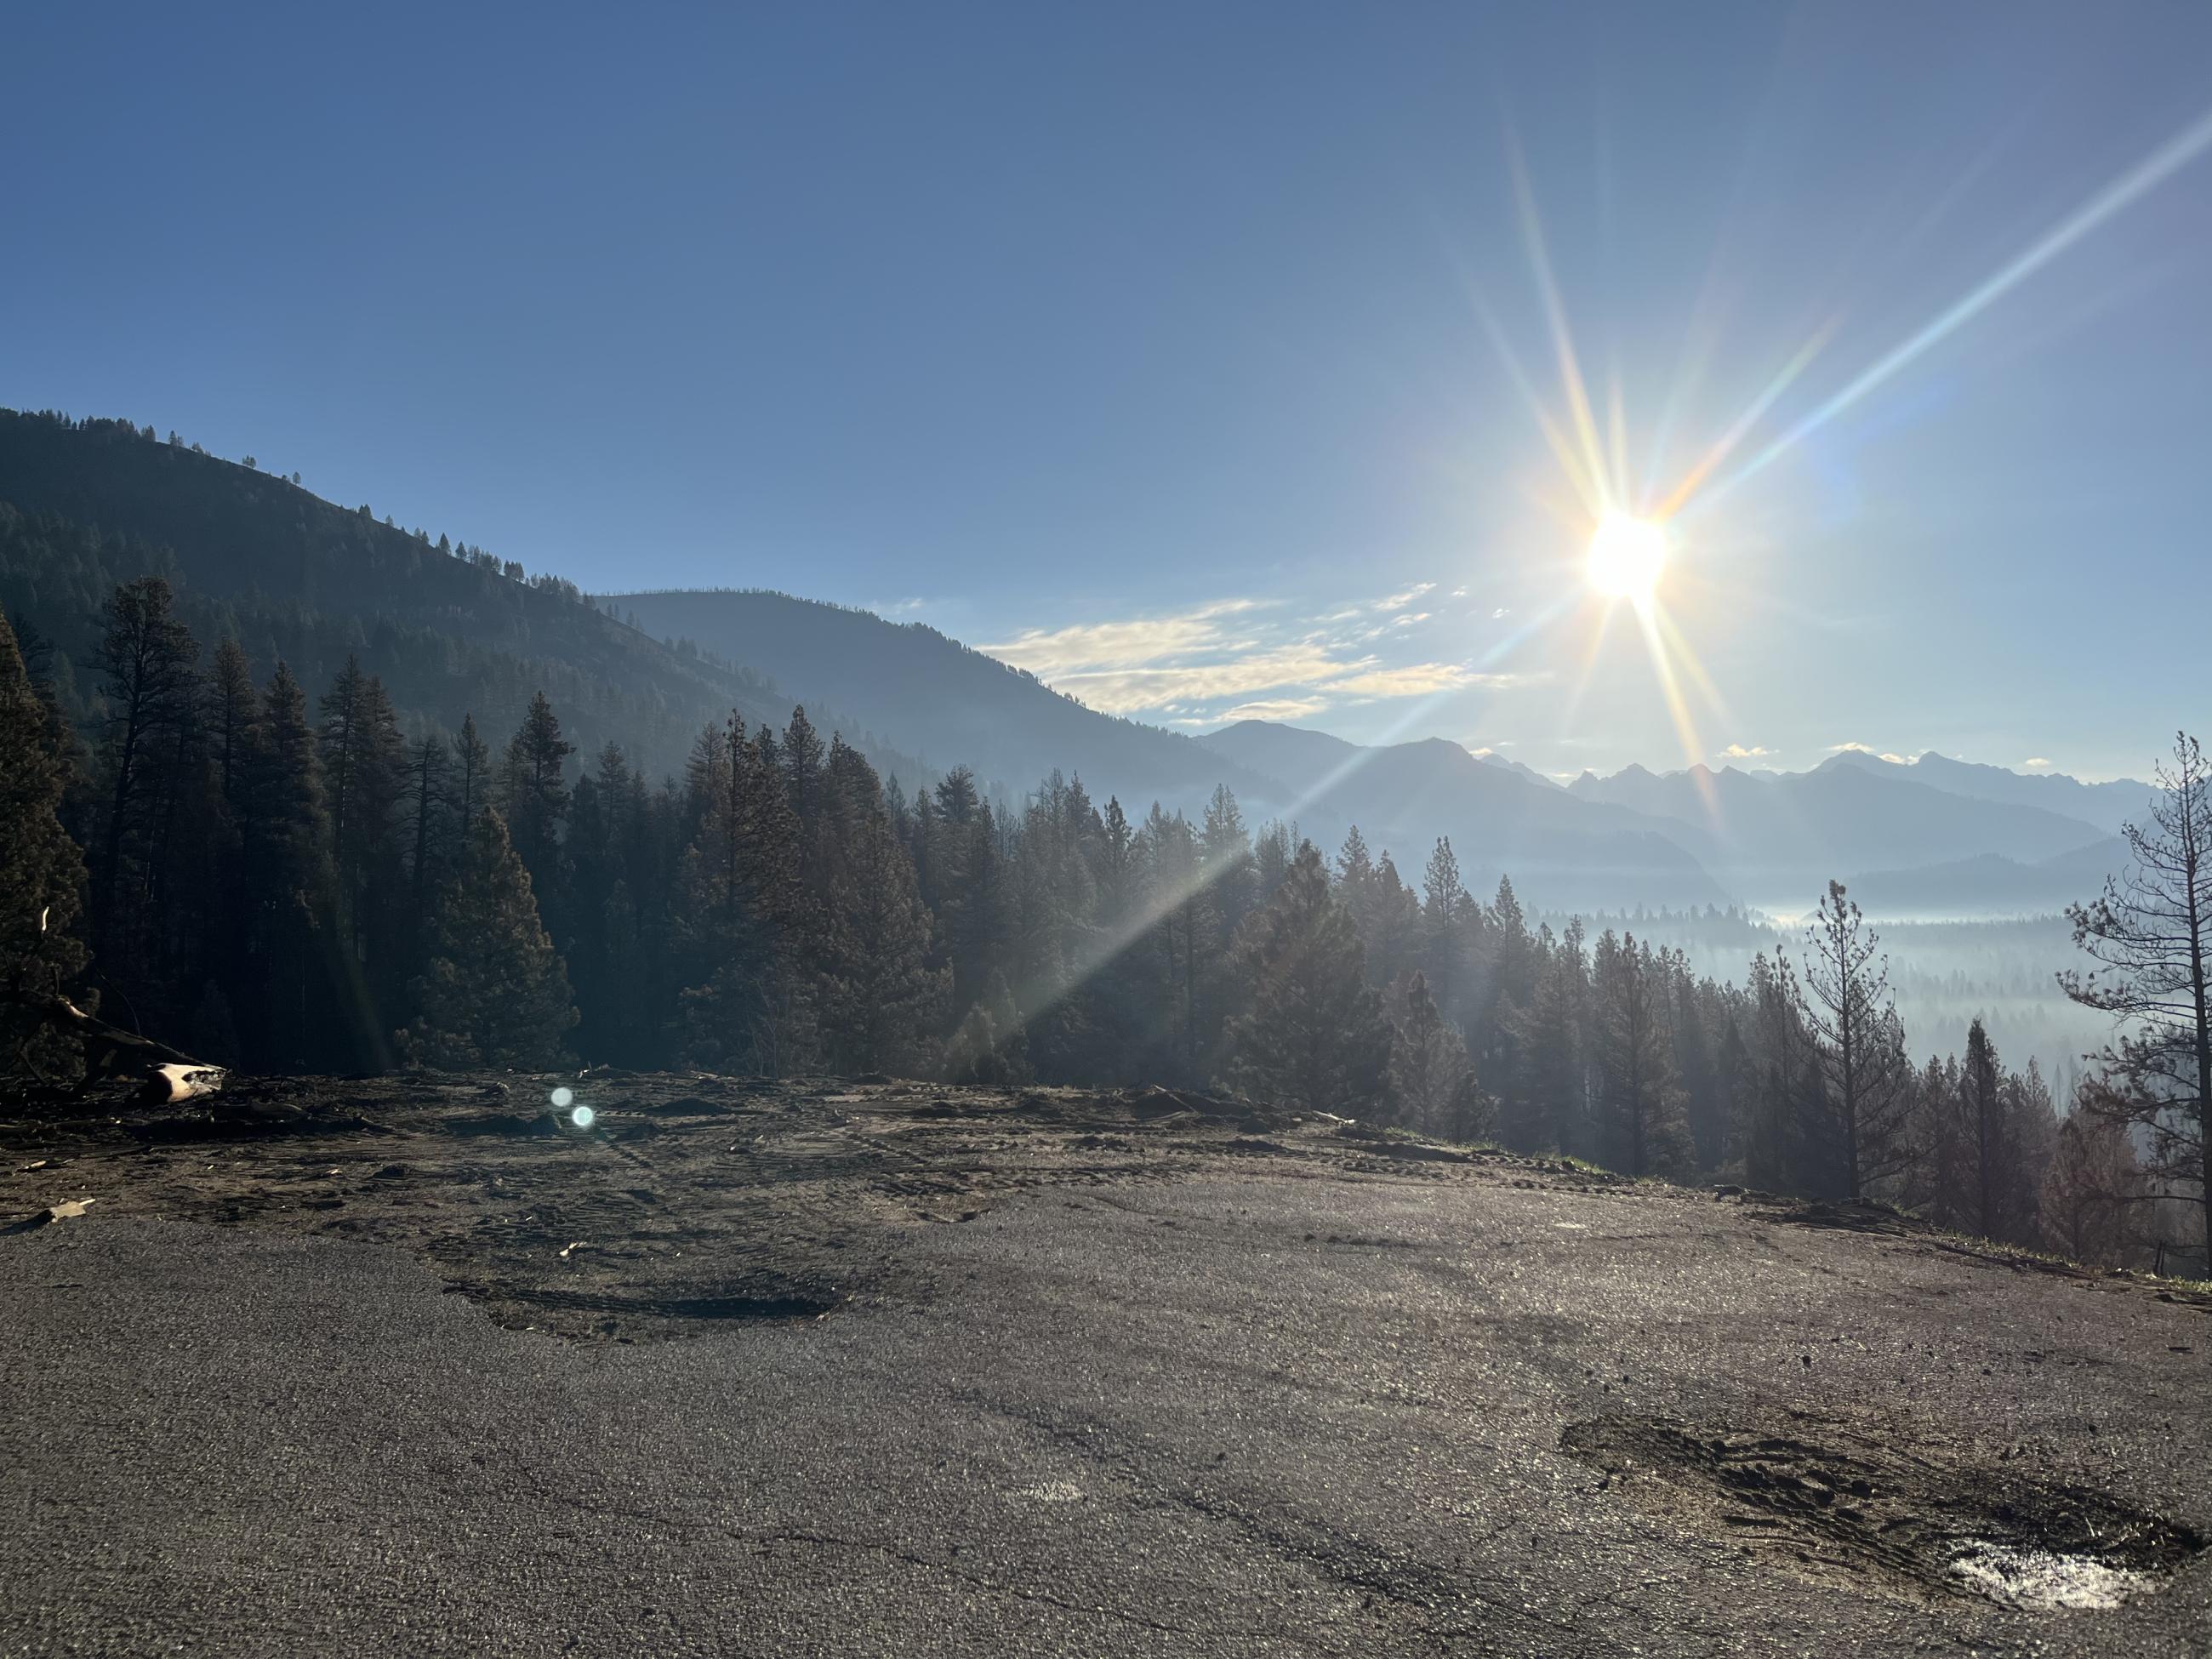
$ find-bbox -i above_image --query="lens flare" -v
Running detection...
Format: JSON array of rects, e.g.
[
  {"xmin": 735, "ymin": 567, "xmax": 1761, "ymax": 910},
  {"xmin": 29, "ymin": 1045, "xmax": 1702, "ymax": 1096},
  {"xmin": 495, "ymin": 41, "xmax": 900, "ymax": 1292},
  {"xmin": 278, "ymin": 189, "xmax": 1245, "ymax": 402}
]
[
  {"xmin": 571, "ymin": 1105, "xmax": 596, "ymax": 1130},
  {"xmin": 1586, "ymin": 514, "xmax": 1667, "ymax": 602},
  {"xmin": 550, "ymin": 1086, "xmax": 574, "ymax": 1109}
]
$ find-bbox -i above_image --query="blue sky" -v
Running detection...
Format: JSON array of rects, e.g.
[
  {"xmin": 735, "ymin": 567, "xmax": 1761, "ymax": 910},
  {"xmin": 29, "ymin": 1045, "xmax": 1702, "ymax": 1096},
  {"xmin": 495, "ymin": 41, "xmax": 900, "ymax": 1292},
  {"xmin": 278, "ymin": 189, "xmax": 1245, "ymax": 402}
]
[{"xmin": 7, "ymin": 3, "xmax": 2210, "ymax": 780}]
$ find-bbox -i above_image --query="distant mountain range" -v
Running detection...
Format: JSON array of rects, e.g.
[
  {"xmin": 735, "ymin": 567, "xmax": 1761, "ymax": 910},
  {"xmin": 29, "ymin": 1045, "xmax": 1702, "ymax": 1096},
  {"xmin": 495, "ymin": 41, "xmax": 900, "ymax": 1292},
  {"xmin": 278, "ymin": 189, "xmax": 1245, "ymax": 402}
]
[
  {"xmin": 1194, "ymin": 721, "xmax": 1729, "ymax": 912},
  {"xmin": 0, "ymin": 410, "xmax": 2149, "ymax": 920},
  {"xmin": 1818, "ymin": 747, "xmax": 2149, "ymax": 839},
  {"xmin": 1565, "ymin": 753, "xmax": 2131, "ymax": 913}
]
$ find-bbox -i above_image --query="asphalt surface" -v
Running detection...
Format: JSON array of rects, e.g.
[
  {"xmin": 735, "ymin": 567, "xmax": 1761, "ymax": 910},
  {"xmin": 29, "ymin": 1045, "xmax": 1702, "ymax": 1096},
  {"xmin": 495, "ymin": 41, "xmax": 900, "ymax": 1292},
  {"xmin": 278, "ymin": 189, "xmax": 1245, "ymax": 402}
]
[{"xmin": 3, "ymin": 1075, "xmax": 2209, "ymax": 1656}]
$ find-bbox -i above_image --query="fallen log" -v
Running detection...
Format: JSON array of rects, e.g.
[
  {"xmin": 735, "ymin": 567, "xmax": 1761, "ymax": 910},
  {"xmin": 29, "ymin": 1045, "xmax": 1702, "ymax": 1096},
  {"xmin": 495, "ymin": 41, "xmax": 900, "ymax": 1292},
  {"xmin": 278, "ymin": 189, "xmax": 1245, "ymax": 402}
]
[
  {"xmin": 33, "ymin": 996, "xmax": 225, "ymax": 1104},
  {"xmin": 144, "ymin": 1063, "xmax": 229, "ymax": 1106}
]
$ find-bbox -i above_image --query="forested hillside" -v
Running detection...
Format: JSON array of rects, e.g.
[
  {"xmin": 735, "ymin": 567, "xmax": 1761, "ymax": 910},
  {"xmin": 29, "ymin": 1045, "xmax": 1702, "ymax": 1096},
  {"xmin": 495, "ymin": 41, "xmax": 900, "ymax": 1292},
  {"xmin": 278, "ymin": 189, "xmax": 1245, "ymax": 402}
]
[
  {"xmin": 607, "ymin": 588, "xmax": 1285, "ymax": 815},
  {"xmin": 0, "ymin": 412, "xmax": 921, "ymax": 786}
]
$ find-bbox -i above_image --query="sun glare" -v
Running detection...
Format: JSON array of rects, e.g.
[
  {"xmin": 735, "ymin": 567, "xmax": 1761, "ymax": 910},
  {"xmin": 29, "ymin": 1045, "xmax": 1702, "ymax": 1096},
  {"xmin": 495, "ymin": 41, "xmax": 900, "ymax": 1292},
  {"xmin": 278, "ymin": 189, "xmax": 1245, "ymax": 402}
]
[{"xmin": 1587, "ymin": 513, "xmax": 1667, "ymax": 602}]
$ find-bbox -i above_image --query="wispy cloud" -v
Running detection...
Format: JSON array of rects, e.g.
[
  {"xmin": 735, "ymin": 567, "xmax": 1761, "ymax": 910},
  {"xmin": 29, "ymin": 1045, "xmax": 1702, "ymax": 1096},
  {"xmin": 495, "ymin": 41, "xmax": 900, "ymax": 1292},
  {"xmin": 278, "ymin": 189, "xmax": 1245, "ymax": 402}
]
[
  {"xmin": 1373, "ymin": 582, "xmax": 1435, "ymax": 611},
  {"xmin": 981, "ymin": 591, "xmax": 1546, "ymax": 721},
  {"xmin": 2023, "ymin": 756, "xmax": 2052, "ymax": 769},
  {"xmin": 1219, "ymin": 697, "xmax": 1333, "ymax": 723},
  {"xmin": 1325, "ymin": 664, "xmax": 1545, "ymax": 698},
  {"xmin": 1720, "ymin": 743, "xmax": 1775, "ymax": 759},
  {"xmin": 983, "ymin": 599, "xmax": 1264, "ymax": 679},
  {"xmin": 1046, "ymin": 641, "xmax": 1349, "ymax": 713}
]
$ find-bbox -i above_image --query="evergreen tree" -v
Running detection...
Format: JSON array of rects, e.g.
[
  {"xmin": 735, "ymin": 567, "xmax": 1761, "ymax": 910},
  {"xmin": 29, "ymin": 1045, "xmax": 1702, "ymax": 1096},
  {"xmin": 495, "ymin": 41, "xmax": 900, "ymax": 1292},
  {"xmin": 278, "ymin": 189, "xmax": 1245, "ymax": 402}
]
[
  {"xmin": 677, "ymin": 716, "xmax": 809, "ymax": 1072},
  {"xmin": 204, "ymin": 637, "xmax": 257, "ymax": 805},
  {"xmin": 2041, "ymin": 1103, "xmax": 2144, "ymax": 1266},
  {"xmin": 319, "ymin": 657, "xmax": 406, "ymax": 967},
  {"xmin": 1420, "ymin": 837, "xmax": 1473, "ymax": 1016},
  {"xmin": 91, "ymin": 577, "xmax": 201, "ymax": 961},
  {"xmin": 402, "ymin": 807, "xmax": 577, "ymax": 1069},
  {"xmin": 821, "ymin": 803, "xmax": 946, "ymax": 1074},
  {"xmin": 1796, "ymin": 881, "xmax": 1913, "ymax": 1197},
  {"xmin": 0, "ymin": 606, "xmax": 90, "ymax": 1080},
  {"xmin": 236, "ymin": 663, "xmax": 334, "ymax": 1069},
  {"xmin": 452, "ymin": 714, "xmax": 492, "ymax": 824},
  {"xmin": 1592, "ymin": 932, "xmax": 1691, "ymax": 1177},
  {"xmin": 499, "ymin": 691, "xmax": 573, "ymax": 879},
  {"xmin": 1251, "ymin": 818, "xmax": 1294, "ymax": 909},
  {"xmin": 402, "ymin": 735, "xmax": 455, "ymax": 911},
  {"xmin": 945, "ymin": 967, "xmax": 1030, "ymax": 1085},
  {"xmin": 1142, "ymin": 803, "xmax": 1217, "ymax": 1080},
  {"xmin": 782, "ymin": 704, "xmax": 826, "ymax": 832},
  {"xmin": 814, "ymin": 742, "xmax": 946, "ymax": 1073},
  {"xmin": 1224, "ymin": 842, "xmax": 1390, "ymax": 1114},
  {"xmin": 1200, "ymin": 784, "xmax": 1256, "ymax": 943},
  {"xmin": 1388, "ymin": 970, "xmax": 1480, "ymax": 1138},
  {"xmin": 1957, "ymin": 1018, "xmax": 2005, "ymax": 1239},
  {"xmin": 1505, "ymin": 923, "xmax": 1587, "ymax": 1154},
  {"xmin": 2061, "ymin": 733, "xmax": 2212, "ymax": 1258}
]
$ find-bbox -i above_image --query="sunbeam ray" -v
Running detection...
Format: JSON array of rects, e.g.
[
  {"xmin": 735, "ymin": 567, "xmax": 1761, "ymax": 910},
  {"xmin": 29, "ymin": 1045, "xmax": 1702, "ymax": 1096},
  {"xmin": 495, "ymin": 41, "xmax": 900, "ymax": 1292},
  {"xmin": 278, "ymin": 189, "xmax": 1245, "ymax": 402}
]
[{"xmin": 1692, "ymin": 100, "xmax": 2212, "ymax": 511}]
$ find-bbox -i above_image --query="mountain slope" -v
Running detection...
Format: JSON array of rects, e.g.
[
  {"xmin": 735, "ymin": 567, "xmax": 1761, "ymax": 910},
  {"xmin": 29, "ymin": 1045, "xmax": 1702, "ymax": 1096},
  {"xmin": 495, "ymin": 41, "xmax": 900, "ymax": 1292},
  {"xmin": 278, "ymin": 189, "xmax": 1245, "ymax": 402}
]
[
  {"xmin": 1199, "ymin": 722, "xmax": 1729, "ymax": 910},
  {"xmin": 1822, "ymin": 748, "xmax": 2152, "ymax": 837},
  {"xmin": 1477, "ymin": 751, "xmax": 1565, "ymax": 790},
  {"xmin": 1567, "ymin": 760, "xmax": 2110, "ymax": 907},
  {"xmin": 1839, "ymin": 835, "xmax": 2129, "ymax": 919},
  {"xmin": 0, "ymin": 413, "xmax": 921, "ymax": 783},
  {"xmin": 605, "ymin": 589, "xmax": 1284, "ymax": 811}
]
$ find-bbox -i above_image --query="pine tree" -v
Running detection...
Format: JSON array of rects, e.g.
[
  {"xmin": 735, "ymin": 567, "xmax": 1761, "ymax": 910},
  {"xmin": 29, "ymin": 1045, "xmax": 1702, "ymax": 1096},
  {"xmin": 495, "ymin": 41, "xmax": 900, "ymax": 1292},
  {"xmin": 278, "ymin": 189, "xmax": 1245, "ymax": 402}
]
[
  {"xmin": 1957, "ymin": 1018, "xmax": 2005, "ymax": 1239},
  {"xmin": 782, "ymin": 704, "xmax": 826, "ymax": 832},
  {"xmin": 1200, "ymin": 784, "xmax": 1255, "ymax": 942},
  {"xmin": 1225, "ymin": 842, "xmax": 1390, "ymax": 1113},
  {"xmin": 1388, "ymin": 970, "xmax": 1481, "ymax": 1138},
  {"xmin": 319, "ymin": 657, "xmax": 406, "ymax": 976},
  {"xmin": 1796, "ymin": 881, "xmax": 1913, "ymax": 1197},
  {"xmin": 1505, "ymin": 925, "xmax": 1587, "ymax": 1154},
  {"xmin": 676, "ymin": 716, "xmax": 808, "ymax": 1072},
  {"xmin": 0, "ymin": 605, "xmax": 89, "ymax": 1080},
  {"xmin": 91, "ymin": 577, "xmax": 201, "ymax": 961},
  {"xmin": 945, "ymin": 967, "xmax": 1030, "ymax": 1085},
  {"xmin": 1142, "ymin": 803, "xmax": 1217, "ymax": 1080},
  {"xmin": 402, "ymin": 807, "xmax": 577, "ymax": 1069},
  {"xmin": 1592, "ymin": 932, "xmax": 1691, "ymax": 1177},
  {"xmin": 452, "ymin": 714, "xmax": 492, "ymax": 824},
  {"xmin": 402, "ymin": 736, "xmax": 454, "ymax": 910},
  {"xmin": 499, "ymin": 691, "xmax": 573, "ymax": 877},
  {"xmin": 236, "ymin": 663, "xmax": 334, "ymax": 1069},
  {"xmin": 821, "ymin": 799, "xmax": 946, "ymax": 1074},
  {"xmin": 204, "ymin": 637, "xmax": 257, "ymax": 805},
  {"xmin": 1252, "ymin": 818, "xmax": 1294, "ymax": 908},
  {"xmin": 2061, "ymin": 733, "xmax": 2212, "ymax": 1258},
  {"xmin": 2041, "ymin": 1104, "xmax": 2143, "ymax": 1266},
  {"xmin": 1420, "ymin": 837, "xmax": 1472, "ymax": 1016}
]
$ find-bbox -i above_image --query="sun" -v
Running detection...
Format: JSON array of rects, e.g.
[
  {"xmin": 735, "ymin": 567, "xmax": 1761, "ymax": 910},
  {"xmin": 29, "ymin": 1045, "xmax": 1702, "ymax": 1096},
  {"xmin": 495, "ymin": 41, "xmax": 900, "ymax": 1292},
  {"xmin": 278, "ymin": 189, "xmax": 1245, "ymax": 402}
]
[{"xmin": 1586, "ymin": 512, "xmax": 1667, "ymax": 603}]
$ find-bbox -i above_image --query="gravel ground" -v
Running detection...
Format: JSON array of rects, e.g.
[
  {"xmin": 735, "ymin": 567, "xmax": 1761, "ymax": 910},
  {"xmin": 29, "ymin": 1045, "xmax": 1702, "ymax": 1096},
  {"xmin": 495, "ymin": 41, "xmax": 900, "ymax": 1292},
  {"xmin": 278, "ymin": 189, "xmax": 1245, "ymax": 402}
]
[{"xmin": 2, "ymin": 1072, "xmax": 2208, "ymax": 1656}]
